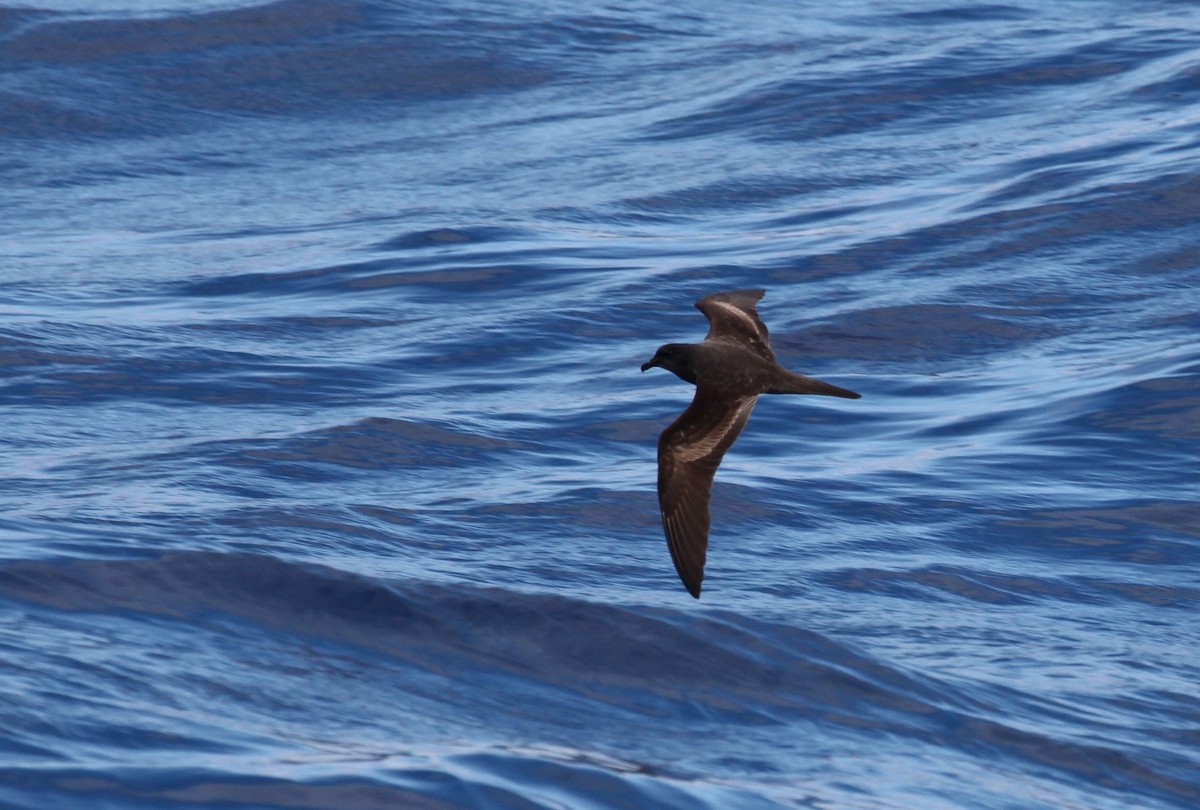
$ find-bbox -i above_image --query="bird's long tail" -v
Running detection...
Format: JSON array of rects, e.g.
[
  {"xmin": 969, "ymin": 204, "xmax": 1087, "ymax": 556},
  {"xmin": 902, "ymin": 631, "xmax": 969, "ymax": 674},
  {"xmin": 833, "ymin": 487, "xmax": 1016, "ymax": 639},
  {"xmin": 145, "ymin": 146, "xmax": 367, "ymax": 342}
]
[{"xmin": 769, "ymin": 371, "xmax": 860, "ymax": 398}]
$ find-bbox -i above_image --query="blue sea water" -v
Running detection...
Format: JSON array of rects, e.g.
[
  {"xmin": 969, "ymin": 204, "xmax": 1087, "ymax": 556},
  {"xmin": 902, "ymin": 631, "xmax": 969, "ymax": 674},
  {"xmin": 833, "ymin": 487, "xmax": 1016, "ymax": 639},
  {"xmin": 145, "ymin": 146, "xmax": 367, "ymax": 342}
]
[{"xmin": 2, "ymin": 0, "xmax": 1199, "ymax": 807}]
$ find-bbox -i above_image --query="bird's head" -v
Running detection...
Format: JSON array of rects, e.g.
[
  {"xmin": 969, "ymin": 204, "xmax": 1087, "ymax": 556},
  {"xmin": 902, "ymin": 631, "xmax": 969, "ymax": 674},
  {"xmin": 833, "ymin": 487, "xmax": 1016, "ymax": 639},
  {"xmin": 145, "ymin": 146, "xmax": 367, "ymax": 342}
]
[{"xmin": 640, "ymin": 343, "xmax": 697, "ymax": 384}]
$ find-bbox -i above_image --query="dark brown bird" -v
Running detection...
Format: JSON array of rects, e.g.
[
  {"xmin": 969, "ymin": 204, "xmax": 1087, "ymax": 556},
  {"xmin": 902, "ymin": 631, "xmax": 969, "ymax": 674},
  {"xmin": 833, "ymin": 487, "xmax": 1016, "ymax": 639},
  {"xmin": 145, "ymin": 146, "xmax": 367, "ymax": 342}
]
[{"xmin": 640, "ymin": 289, "xmax": 860, "ymax": 598}]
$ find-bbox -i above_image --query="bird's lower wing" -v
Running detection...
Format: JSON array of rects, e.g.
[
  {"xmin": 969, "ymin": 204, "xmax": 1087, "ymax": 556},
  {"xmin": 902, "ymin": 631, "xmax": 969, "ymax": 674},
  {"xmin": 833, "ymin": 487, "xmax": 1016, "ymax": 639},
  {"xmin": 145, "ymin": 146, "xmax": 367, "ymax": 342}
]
[{"xmin": 657, "ymin": 391, "xmax": 758, "ymax": 597}]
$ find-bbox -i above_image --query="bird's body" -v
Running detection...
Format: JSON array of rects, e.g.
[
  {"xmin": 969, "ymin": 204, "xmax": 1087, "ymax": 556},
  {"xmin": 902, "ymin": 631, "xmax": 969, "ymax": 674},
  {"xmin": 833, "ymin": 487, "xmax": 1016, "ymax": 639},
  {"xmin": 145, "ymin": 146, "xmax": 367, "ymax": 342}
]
[{"xmin": 641, "ymin": 289, "xmax": 860, "ymax": 598}]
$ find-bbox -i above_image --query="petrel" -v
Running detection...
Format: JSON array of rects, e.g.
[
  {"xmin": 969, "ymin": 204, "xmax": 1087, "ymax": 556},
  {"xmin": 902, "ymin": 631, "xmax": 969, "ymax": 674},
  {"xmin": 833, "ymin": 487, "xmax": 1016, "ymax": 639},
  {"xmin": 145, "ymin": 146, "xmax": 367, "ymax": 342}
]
[{"xmin": 640, "ymin": 289, "xmax": 860, "ymax": 598}]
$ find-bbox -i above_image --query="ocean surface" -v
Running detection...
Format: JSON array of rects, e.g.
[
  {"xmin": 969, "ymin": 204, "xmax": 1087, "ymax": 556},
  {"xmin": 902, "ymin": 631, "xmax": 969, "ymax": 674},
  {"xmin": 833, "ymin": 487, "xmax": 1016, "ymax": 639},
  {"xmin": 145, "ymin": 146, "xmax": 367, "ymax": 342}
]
[{"xmin": 2, "ymin": 0, "xmax": 1199, "ymax": 808}]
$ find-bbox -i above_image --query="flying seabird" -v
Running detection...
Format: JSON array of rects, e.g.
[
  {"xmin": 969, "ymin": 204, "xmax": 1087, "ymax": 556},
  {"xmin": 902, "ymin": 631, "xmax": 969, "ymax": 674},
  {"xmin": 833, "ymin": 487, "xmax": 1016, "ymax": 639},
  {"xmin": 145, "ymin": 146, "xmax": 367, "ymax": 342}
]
[{"xmin": 640, "ymin": 289, "xmax": 860, "ymax": 598}]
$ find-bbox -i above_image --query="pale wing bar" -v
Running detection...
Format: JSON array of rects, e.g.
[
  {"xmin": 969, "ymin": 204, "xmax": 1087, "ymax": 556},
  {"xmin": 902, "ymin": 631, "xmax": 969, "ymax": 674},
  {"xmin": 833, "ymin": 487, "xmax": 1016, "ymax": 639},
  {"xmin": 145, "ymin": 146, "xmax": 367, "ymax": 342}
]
[{"xmin": 695, "ymin": 289, "xmax": 774, "ymax": 362}]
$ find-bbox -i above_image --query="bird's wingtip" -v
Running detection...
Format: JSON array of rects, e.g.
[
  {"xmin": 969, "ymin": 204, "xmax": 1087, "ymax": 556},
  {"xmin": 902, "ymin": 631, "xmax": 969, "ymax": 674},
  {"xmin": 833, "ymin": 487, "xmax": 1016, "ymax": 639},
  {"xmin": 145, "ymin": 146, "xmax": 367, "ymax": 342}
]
[{"xmin": 695, "ymin": 288, "xmax": 766, "ymax": 308}]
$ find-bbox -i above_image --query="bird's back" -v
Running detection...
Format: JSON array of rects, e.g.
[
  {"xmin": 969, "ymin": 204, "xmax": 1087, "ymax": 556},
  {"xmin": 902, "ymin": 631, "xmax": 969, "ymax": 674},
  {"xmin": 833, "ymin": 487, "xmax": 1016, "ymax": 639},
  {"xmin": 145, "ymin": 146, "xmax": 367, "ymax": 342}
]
[{"xmin": 692, "ymin": 340, "xmax": 782, "ymax": 396}]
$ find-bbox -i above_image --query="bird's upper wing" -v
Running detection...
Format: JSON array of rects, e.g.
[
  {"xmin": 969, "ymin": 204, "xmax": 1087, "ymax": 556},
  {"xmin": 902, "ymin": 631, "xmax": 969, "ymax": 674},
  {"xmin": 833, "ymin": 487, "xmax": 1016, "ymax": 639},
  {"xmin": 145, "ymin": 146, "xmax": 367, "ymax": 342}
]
[
  {"xmin": 657, "ymin": 388, "xmax": 758, "ymax": 598},
  {"xmin": 695, "ymin": 289, "xmax": 774, "ymax": 362}
]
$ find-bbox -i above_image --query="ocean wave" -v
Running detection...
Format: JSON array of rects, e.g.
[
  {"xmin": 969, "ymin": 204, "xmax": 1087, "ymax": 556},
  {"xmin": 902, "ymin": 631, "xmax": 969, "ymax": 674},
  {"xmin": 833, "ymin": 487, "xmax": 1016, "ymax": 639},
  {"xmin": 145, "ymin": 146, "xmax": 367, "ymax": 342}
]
[{"xmin": 1, "ymin": 551, "xmax": 1196, "ymax": 808}]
